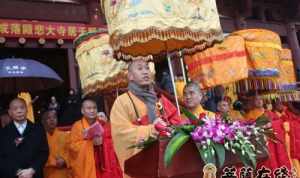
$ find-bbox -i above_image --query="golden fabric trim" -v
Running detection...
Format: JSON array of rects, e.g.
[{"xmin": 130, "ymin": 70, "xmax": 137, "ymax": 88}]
[
  {"xmin": 245, "ymin": 41, "xmax": 282, "ymax": 50},
  {"xmin": 110, "ymin": 27, "xmax": 223, "ymax": 61}
]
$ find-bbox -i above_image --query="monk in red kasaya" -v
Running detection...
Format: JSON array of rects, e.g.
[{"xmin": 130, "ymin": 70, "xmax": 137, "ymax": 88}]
[{"xmin": 245, "ymin": 96, "xmax": 291, "ymax": 175}]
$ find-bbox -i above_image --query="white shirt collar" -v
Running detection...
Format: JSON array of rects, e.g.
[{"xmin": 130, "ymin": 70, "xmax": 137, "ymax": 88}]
[{"xmin": 14, "ymin": 120, "xmax": 27, "ymax": 135}]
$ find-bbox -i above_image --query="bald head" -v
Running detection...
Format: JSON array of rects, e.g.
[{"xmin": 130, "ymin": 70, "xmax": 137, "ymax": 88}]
[
  {"xmin": 183, "ymin": 82, "xmax": 203, "ymax": 110},
  {"xmin": 9, "ymin": 98, "xmax": 26, "ymax": 109},
  {"xmin": 42, "ymin": 110, "xmax": 57, "ymax": 132},
  {"xmin": 81, "ymin": 98, "xmax": 97, "ymax": 108},
  {"xmin": 183, "ymin": 82, "xmax": 202, "ymax": 95},
  {"xmin": 253, "ymin": 95, "xmax": 264, "ymax": 109},
  {"xmin": 81, "ymin": 98, "xmax": 98, "ymax": 121}
]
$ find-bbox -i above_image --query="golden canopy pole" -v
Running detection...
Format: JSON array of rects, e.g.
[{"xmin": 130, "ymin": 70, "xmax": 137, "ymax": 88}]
[
  {"xmin": 179, "ymin": 50, "xmax": 188, "ymax": 84},
  {"xmin": 167, "ymin": 53, "xmax": 180, "ymax": 116}
]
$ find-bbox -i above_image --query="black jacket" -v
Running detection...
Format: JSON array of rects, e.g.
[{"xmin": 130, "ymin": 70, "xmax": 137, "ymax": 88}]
[{"xmin": 0, "ymin": 121, "xmax": 49, "ymax": 178}]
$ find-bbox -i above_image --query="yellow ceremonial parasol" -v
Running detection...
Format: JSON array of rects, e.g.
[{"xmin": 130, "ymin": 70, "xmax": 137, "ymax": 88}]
[
  {"xmin": 102, "ymin": 0, "xmax": 224, "ymax": 112},
  {"xmin": 75, "ymin": 31, "xmax": 128, "ymax": 96},
  {"xmin": 102, "ymin": 0, "xmax": 223, "ymax": 61},
  {"xmin": 184, "ymin": 35, "xmax": 249, "ymax": 89},
  {"xmin": 260, "ymin": 48, "xmax": 300, "ymax": 102},
  {"xmin": 232, "ymin": 29, "xmax": 282, "ymax": 92},
  {"xmin": 278, "ymin": 48, "xmax": 297, "ymax": 90}
]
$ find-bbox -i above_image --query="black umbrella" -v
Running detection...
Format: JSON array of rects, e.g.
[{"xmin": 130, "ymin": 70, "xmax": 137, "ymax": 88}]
[{"xmin": 0, "ymin": 58, "xmax": 63, "ymax": 94}]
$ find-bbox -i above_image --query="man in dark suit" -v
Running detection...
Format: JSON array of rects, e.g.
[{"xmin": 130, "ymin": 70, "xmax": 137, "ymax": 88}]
[{"xmin": 0, "ymin": 98, "xmax": 49, "ymax": 178}]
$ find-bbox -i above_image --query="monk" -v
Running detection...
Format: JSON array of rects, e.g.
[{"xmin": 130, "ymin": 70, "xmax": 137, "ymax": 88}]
[
  {"xmin": 216, "ymin": 100, "xmax": 243, "ymax": 121},
  {"xmin": 41, "ymin": 110, "xmax": 70, "ymax": 178},
  {"xmin": 0, "ymin": 98, "xmax": 49, "ymax": 178},
  {"xmin": 69, "ymin": 98, "xmax": 122, "ymax": 178},
  {"xmin": 272, "ymin": 99, "xmax": 300, "ymax": 177},
  {"xmin": 244, "ymin": 95, "xmax": 265, "ymax": 122},
  {"xmin": 110, "ymin": 60, "xmax": 182, "ymax": 178},
  {"xmin": 182, "ymin": 82, "xmax": 215, "ymax": 118},
  {"xmin": 245, "ymin": 96, "xmax": 291, "ymax": 174}
]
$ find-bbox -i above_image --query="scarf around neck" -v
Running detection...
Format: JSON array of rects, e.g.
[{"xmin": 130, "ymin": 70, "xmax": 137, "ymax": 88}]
[{"xmin": 128, "ymin": 82, "xmax": 157, "ymax": 122}]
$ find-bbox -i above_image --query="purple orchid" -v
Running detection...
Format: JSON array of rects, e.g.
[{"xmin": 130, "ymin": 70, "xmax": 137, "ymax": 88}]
[{"xmin": 191, "ymin": 116, "xmax": 257, "ymax": 144}]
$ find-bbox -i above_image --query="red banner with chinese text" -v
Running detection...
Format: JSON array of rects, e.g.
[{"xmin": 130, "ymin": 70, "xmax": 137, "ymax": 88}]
[{"xmin": 0, "ymin": 19, "xmax": 105, "ymax": 40}]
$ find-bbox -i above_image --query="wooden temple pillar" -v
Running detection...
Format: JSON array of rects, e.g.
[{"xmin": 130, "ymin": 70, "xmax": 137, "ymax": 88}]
[
  {"xmin": 67, "ymin": 48, "xmax": 79, "ymax": 91},
  {"xmin": 286, "ymin": 23, "xmax": 300, "ymax": 80}
]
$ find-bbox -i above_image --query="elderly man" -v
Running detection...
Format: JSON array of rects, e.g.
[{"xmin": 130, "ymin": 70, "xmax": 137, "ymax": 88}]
[
  {"xmin": 0, "ymin": 98, "xmax": 49, "ymax": 178},
  {"xmin": 182, "ymin": 82, "xmax": 214, "ymax": 118},
  {"xmin": 110, "ymin": 59, "xmax": 182, "ymax": 178}
]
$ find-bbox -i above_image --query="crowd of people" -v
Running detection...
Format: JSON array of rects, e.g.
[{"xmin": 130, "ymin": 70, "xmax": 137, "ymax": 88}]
[{"xmin": 0, "ymin": 59, "xmax": 300, "ymax": 178}]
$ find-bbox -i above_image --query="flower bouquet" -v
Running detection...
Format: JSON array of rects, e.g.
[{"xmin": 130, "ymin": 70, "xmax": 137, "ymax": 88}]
[
  {"xmin": 130, "ymin": 108, "xmax": 275, "ymax": 169},
  {"xmin": 164, "ymin": 109, "xmax": 275, "ymax": 169}
]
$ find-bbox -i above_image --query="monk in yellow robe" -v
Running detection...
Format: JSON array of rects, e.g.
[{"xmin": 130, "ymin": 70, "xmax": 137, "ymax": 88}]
[
  {"xmin": 182, "ymin": 82, "xmax": 215, "ymax": 118},
  {"xmin": 110, "ymin": 60, "xmax": 182, "ymax": 178},
  {"xmin": 244, "ymin": 95, "xmax": 266, "ymax": 122},
  {"xmin": 42, "ymin": 110, "xmax": 70, "ymax": 178},
  {"xmin": 216, "ymin": 100, "xmax": 243, "ymax": 121},
  {"xmin": 69, "ymin": 98, "xmax": 122, "ymax": 178}
]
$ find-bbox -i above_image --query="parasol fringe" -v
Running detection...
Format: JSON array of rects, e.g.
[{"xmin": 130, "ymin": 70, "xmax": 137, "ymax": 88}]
[
  {"xmin": 236, "ymin": 78, "xmax": 281, "ymax": 93},
  {"xmin": 110, "ymin": 27, "xmax": 223, "ymax": 61}
]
